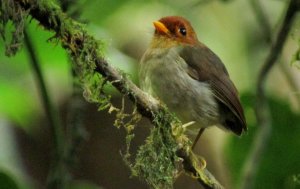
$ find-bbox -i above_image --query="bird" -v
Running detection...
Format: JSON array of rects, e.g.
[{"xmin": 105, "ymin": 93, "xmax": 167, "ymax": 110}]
[{"xmin": 139, "ymin": 16, "xmax": 247, "ymax": 149}]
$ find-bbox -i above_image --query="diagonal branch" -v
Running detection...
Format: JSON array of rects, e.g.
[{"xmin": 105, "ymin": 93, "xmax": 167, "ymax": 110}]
[
  {"xmin": 240, "ymin": 1, "xmax": 300, "ymax": 189},
  {"xmin": 12, "ymin": 0, "xmax": 224, "ymax": 188}
]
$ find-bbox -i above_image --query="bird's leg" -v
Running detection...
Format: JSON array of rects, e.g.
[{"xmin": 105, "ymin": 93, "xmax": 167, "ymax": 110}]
[
  {"xmin": 192, "ymin": 128, "xmax": 206, "ymax": 169},
  {"xmin": 192, "ymin": 128, "xmax": 205, "ymax": 150}
]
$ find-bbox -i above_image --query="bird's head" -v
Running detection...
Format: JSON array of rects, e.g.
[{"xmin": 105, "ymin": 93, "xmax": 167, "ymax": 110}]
[{"xmin": 151, "ymin": 16, "xmax": 199, "ymax": 48}]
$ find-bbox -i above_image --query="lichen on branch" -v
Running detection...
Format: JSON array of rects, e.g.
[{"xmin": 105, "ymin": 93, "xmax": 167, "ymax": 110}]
[{"xmin": 127, "ymin": 110, "xmax": 184, "ymax": 189}]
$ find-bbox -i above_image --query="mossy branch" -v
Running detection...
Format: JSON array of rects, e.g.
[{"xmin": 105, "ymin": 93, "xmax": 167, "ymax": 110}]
[{"xmin": 2, "ymin": 0, "xmax": 224, "ymax": 188}]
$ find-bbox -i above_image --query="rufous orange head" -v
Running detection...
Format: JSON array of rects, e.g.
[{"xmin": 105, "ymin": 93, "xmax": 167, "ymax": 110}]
[{"xmin": 153, "ymin": 16, "xmax": 198, "ymax": 45}]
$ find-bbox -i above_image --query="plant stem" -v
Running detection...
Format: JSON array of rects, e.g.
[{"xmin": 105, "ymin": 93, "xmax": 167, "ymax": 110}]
[{"xmin": 24, "ymin": 28, "xmax": 67, "ymax": 189}]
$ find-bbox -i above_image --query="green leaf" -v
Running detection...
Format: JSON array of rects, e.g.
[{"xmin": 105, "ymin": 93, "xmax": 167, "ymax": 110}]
[
  {"xmin": 0, "ymin": 171, "xmax": 19, "ymax": 189},
  {"xmin": 226, "ymin": 93, "xmax": 300, "ymax": 189}
]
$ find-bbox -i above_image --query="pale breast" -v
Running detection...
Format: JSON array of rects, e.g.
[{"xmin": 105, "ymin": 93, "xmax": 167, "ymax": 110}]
[{"xmin": 139, "ymin": 47, "xmax": 220, "ymax": 129}]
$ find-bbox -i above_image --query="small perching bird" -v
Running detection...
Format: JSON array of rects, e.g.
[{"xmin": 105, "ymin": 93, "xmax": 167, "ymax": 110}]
[{"xmin": 139, "ymin": 16, "xmax": 247, "ymax": 148}]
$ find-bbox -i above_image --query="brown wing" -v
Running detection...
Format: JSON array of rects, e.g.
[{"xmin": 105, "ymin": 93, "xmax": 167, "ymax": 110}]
[{"xmin": 179, "ymin": 44, "xmax": 247, "ymax": 135}]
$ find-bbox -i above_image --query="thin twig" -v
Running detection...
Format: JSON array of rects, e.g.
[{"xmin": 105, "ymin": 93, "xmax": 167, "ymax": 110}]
[
  {"xmin": 240, "ymin": 1, "xmax": 299, "ymax": 189},
  {"xmin": 24, "ymin": 29, "xmax": 67, "ymax": 189},
  {"xmin": 15, "ymin": 0, "xmax": 224, "ymax": 188},
  {"xmin": 249, "ymin": 0, "xmax": 272, "ymax": 43},
  {"xmin": 250, "ymin": 0, "xmax": 300, "ymax": 107}
]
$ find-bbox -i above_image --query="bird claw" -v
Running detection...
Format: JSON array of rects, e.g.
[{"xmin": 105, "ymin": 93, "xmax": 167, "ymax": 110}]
[
  {"xmin": 197, "ymin": 155, "xmax": 207, "ymax": 169},
  {"xmin": 187, "ymin": 153, "xmax": 207, "ymax": 179}
]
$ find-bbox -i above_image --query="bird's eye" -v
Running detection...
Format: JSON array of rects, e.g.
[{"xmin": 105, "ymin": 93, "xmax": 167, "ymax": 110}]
[{"xmin": 179, "ymin": 27, "xmax": 187, "ymax": 36}]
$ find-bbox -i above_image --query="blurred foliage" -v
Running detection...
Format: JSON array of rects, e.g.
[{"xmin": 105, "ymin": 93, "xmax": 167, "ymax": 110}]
[
  {"xmin": 291, "ymin": 35, "xmax": 300, "ymax": 69},
  {"xmin": 226, "ymin": 93, "xmax": 300, "ymax": 189},
  {"xmin": 69, "ymin": 180, "xmax": 104, "ymax": 189},
  {"xmin": 0, "ymin": 22, "xmax": 70, "ymax": 129},
  {"xmin": 0, "ymin": 171, "xmax": 19, "ymax": 189},
  {"xmin": 0, "ymin": 170, "xmax": 31, "ymax": 189}
]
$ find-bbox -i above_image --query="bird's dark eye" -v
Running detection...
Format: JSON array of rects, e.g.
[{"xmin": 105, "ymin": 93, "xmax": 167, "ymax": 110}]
[{"xmin": 179, "ymin": 27, "xmax": 187, "ymax": 36}]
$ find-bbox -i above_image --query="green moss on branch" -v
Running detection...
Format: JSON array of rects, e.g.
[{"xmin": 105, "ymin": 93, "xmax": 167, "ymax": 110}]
[{"xmin": 0, "ymin": 0, "xmax": 28, "ymax": 56}]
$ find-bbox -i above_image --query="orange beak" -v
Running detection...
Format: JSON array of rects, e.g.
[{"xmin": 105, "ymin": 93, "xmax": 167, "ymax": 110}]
[{"xmin": 153, "ymin": 21, "xmax": 169, "ymax": 35}]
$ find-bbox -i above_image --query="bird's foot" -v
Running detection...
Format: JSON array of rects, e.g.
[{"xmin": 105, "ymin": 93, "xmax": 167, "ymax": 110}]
[
  {"xmin": 197, "ymin": 155, "xmax": 207, "ymax": 169},
  {"xmin": 186, "ymin": 152, "xmax": 207, "ymax": 179}
]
